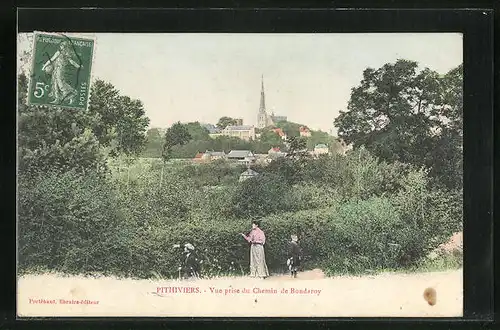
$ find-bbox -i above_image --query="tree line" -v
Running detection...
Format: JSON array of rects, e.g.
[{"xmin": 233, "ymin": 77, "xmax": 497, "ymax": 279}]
[{"xmin": 144, "ymin": 119, "xmax": 342, "ymax": 160}]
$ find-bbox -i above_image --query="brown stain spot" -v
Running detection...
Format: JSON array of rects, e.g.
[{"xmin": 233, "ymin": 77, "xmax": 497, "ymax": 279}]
[
  {"xmin": 254, "ymin": 299, "xmax": 258, "ymax": 303},
  {"xmin": 423, "ymin": 287, "xmax": 437, "ymax": 306}
]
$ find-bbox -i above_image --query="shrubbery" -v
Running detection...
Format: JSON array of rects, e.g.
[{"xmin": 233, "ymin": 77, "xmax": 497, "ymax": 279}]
[
  {"xmin": 18, "ymin": 149, "xmax": 462, "ymax": 279},
  {"xmin": 18, "ymin": 170, "xmax": 130, "ymax": 275}
]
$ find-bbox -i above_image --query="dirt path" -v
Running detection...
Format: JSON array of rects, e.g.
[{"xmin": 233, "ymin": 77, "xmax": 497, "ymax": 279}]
[{"xmin": 17, "ymin": 268, "xmax": 462, "ymax": 317}]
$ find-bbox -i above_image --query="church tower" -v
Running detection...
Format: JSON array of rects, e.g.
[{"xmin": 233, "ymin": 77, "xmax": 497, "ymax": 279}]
[{"xmin": 257, "ymin": 75, "xmax": 269, "ymax": 129}]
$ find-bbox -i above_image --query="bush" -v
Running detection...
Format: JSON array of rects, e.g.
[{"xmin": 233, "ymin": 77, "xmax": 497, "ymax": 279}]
[
  {"xmin": 177, "ymin": 160, "xmax": 242, "ymax": 187},
  {"xmin": 230, "ymin": 173, "xmax": 291, "ymax": 218},
  {"xmin": 286, "ymin": 183, "xmax": 340, "ymax": 210},
  {"xmin": 128, "ymin": 209, "xmax": 338, "ymax": 278},
  {"xmin": 263, "ymin": 148, "xmax": 412, "ymax": 202},
  {"xmin": 18, "ymin": 170, "xmax": 130, "ymax": 276},
  {"xmin": 18, "ymin": 153, "xmax": 462, "ymax": 279},
  {"xmin": 417, "ymin": 248, "xmax": 463, "ymax": 272},
  {"xmin": 115, "ymin": 166, "xmax": 197, "ymax": 227}
]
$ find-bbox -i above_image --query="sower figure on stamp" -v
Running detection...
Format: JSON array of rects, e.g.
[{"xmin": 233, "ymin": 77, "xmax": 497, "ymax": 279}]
[
  {"xmin": 287, "ymin": 234, "xmax": 302, "ymax": 278},
  {"xmin": 41, "ymin": 39, "xmax": 82, "ymax": 105},
  {"xmin": 241, "ymin": 220, "xmax": 269, "ymax": 279}
]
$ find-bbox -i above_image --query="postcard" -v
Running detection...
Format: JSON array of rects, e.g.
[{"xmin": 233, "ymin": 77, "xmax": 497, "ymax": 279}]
[{"xmin": 17, "ymin": 32, "xmax": 463, "ymax": 317}]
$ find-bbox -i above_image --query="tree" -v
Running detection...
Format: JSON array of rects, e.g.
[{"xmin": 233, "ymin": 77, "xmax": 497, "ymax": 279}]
[
  {"xmin": 275, "ymin": 121, "xmax": 301, "ymax": 137},
  {"xmin": 146, "ymin": 128, "xmax": 162, "ymax": 141},
  {"xmin": 162, "ymin": 122, "xmax": 192, "ymax": 161},
  {"xmin": 88, "ymin": 80, "xmax": 150, "ymax": 156},
  {"xmin": 184, "ymin": 122, "xmax": 211, "ymax": 141},
  {"xmin": 18, "ymin": 73, "xmax": 106, "ymax": 176},
  {"xmin": 426, "ymin": 64, "xmax": 463, "ymax": 188},
  {"xmin": 440, "ymin": 64, "xmax": 463, "ymax": 135},
  {"xmin": 334, "ymin": 60, "xmax": 463, "ymax": 189},
  {"xmin": 170, "ymin": 140, "xmax": 214, "ymax": 159},
  {"xmin": 306, "ymin": 130, "xmax": 335, "ymax": 151},
  {"xmin": 216, "ymin": 116, "xmax": 239, "ymax": 129},
  {"xmin": 212, "ymin": 136, "xmax": 252, "ymax": 153},
  {"xmin": 142, "ymin": 128, "xmax": 164, "ymax": 158},
  {"xmin": 260, "ymin": 129, "xmax": 283, "ymax": 146},
  {"xmin": 286, "ymin": 136, "xmax": 308, "ymax": 158}
]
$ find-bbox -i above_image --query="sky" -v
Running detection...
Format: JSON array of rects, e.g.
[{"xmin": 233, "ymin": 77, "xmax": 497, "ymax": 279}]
[{"xmin": 18, "ymin": 33, "xmax": 463, "ymax": 134}]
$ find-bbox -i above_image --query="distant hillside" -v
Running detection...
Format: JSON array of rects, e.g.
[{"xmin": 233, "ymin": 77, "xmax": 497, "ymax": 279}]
[
  {"xmin": 142, "ymin": 121, "xmax": 343, "ymax": 158},
  {"xmin": 262, "ymin": 121, "xmax": 342, "ymax": 151}
]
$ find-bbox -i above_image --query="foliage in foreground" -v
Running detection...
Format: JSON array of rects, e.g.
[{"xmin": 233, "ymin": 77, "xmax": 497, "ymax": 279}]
[{"xmin": 18, "ymin": 150, "xmax": 462, "ymax": 278}]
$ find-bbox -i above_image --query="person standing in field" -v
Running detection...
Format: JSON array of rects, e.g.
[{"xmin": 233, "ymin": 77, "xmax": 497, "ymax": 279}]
[
  {"xmin": 182, "ymin": 243, "xmax": 201, "ymax": 279},
  {"xmin": 241, "ymin": 220, "xmax": 269, "ymax": 279},
  {"xmin": 287, "ymin": 234, "xmax": 302, "ymax": 278}
]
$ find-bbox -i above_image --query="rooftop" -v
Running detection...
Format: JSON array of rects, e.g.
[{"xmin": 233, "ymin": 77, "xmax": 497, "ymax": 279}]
[
  {"xmin": 225, "ymin": 125, "xmax": 254, "ymax": 131},
  {"xmin": 201, "ymin": 123, "xmax": 221, "ymax": 134},
  {"xmin": 227, "ymin": 150, "xmax": 254, "ymax": 158},
  {"xmin": 273, "ymin": 128, "xmax": 286, "ymax": 136},
  {"xmin": 207, "ymin": 151, "xmax": 226, "ymax": 157}
]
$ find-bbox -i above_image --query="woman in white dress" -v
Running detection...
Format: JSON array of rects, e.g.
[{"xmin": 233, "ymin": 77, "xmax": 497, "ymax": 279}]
[{"xmin": 241, "ymin": 220, "xmax": 269, "ymax": 278}]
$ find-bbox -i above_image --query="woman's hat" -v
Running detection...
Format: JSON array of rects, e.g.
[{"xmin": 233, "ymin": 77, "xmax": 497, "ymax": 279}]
[{"xmin": 184, "ymin": 243, "xmax": 195, "ymax": 251}]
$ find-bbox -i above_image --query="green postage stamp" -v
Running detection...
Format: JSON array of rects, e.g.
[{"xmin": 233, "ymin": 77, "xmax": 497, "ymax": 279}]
[{"xmin": 27, "ymin": 32, "xmax": 94, "ymax": 109}]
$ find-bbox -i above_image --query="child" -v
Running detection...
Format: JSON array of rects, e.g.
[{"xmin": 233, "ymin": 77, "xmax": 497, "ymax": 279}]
[{"xmin": 287, "ymin": 234, "xmax": 302, "ymax": 278}]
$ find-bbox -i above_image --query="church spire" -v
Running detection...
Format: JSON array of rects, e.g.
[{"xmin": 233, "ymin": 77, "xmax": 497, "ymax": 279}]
[
  {"xmin": 259, "ymin": 74, "xmax": 266, "ymax": 112},
  {"xmin": 257, "ymin": 74, "xmax": 269, "ymax": 129}
]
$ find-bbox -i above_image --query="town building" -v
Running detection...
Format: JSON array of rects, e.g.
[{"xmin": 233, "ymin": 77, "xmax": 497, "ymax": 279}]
[
  {"xmin": 313, "ymin": 144, "xmax": 329, "ymax": 156},
  {"xmin": 299, "ymin": 126, "xmax": 311, "ymax": 137},
  {"xmin": 223, "ymin": 125, "xmax": 256, "ymax": 141},
  {"xmin": 201, "ymin": 123, "xmax": 220, "ymax": 134},
  {"xmin": 192, "ymin": 150, "xmax": 227, "ymax": 162},
  {"xmin": 268, "ymin": 147, "xmax": 281, "ymax": 154},
  {"xmin": 205, "ymin": 122, "xmax": 256, "ymax": 141},
  {"xmin": 201, "ymin": 123, "xmax": 225, "ymax": 139},
  {"xmin": 227, "ymin": 150, "xmax": 255, "ymax": 160},
  {"xmin": 227, "ymin": 150, "xmax": 256, "ymax": 165},
  {"xmin": 257, "ymin": 75, "xmax": 287, "ymax": 129},
  {"xmin": 208, "ymin": 132, "xmax": 224, "ymax": 139},
  {"xmin": 193, "ymin": 152, "xmax": 206, "ymax": 162},
  {"xmin": 271, "ymin": 127, "xmax": 287, "ymax": 140},
  {"xmin": 204, "ymin": 150, "xmax": 227, "ymax": 161}
]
